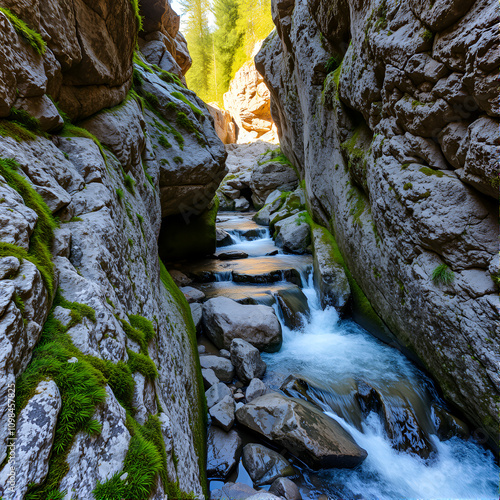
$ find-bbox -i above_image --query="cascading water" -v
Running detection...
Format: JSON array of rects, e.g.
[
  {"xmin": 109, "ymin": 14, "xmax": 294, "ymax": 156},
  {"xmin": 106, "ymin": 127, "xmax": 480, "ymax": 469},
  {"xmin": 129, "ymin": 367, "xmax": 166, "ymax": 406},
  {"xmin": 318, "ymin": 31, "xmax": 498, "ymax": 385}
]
[{"xmin": 207, "ymin": 213, "xmax": 499, "ymax": 499}]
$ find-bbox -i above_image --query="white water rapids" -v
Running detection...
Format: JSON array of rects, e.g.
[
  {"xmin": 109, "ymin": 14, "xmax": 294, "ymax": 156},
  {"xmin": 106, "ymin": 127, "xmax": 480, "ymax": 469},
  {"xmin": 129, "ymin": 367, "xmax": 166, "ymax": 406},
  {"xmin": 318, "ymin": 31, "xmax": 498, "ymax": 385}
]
[{"xmin": 210, "ymin": 213, "xmax": 499, "ymax": 499}]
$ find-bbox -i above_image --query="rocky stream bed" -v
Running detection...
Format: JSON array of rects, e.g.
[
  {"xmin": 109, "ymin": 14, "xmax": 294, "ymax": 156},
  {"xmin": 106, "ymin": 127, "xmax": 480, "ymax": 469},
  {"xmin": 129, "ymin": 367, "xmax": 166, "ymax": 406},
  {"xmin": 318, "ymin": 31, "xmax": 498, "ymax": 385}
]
[{"xmin": 170, "ymin": 211, "xmax": 499, "ymax": 500}]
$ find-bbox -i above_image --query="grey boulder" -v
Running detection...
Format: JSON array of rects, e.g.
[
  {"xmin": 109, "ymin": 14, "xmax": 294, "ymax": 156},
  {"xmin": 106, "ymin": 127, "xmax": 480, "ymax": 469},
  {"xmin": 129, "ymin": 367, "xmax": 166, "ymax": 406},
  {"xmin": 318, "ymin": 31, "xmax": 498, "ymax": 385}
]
[
  {"xmin": 230, "ymin": 338, "xmax": 267, "ymax": 384},
  {"xmin": 210, "ymin": 395, "xmax": 235, "ymax": 431},
  {"xmin": 203, "ymin": 297, "xmax": 282, "ymax": 353},
  {"xmin": 236, "ymin": 392, "xmax": 367, "ymax": 469},
  {"xmin": 206, "ymin": 382, "xmax": 233, "ymax": 409},
  {"xmin": 242, "ymin": 443, "xmax": 295, "ymax": 486},
  {"xmin": 246, "ymin": 378, "xmax": 268, "ymax": 403},
  {"xmin": 200, "ymin": 355, "xmax": 235, "ymax": 382},
  {"xmin": 274, "ymin": 212, "xmax": 311, "ymax": 254},
  {"xmin": 207, "ymin": 426, "xmax": 243, "ymax": 479},
  {"xmin": 269, "ymin": 477, "xmax": 302, "ymax": 500}
]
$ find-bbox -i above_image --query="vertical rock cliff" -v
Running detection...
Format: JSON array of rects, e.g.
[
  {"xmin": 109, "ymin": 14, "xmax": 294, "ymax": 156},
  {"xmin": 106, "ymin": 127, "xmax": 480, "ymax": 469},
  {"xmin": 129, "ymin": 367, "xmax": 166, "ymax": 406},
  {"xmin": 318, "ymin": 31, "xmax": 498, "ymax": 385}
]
[
  {"xmin": 256, "ymin": 0, "xmax": 499, "ymax": 443},
  {"xmin": 0, "ymin": 1, "xmax": 225, "ymax": 498}
]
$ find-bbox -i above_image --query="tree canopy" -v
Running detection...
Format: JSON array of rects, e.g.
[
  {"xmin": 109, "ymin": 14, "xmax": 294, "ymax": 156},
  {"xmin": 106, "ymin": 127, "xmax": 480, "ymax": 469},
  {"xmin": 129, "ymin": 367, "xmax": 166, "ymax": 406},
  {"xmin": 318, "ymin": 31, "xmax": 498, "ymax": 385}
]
[{"xmin": 181, "ymin": 0, "xmax": 274, "ymax": 104}]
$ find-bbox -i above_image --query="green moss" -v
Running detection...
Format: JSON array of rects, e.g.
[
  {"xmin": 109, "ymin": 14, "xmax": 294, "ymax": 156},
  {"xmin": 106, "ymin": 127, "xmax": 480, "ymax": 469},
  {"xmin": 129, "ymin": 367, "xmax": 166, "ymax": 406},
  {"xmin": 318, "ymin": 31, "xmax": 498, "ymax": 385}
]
[
  {"xmin": 0, "ymin": 158, "xmax": 57, "ymax": 296},
  {"xmin": 144, "ymin": 92, "xmax": 160, "ymax": 108},
  {"xmin": 171, "ymin": 92, "xmax": 204, "ymax": 117},
  {"xmin": 133, "ymin": 53, "xmax": 153, "ymax": 73},
  {"xmin": 60, "ymin": 124, "xmax": 107, "ymax": 166},
  {"xmin": 152, "ymin": 117, "xmax": 185, "ymax": 150},
  {"xmin": 129, "ymin": 314, "xmax": 155, "ymax": 342},
  {"xmin": 416, "ymin": 189, "xmax": 431, "ymax": 200},
  {"xmin": 176, "ymin": 112, "xmax": 205, "ymax": 145},
  {"xmin": 159, "ymin": 260, "xmax": 207, "ymax": 497},
  {"xmin": 173, "ymin": 156, "xmax": 183, "ymax": 164},
  {"xmin": 127, "ymin": 349, "xmax": 158, "ymax": 380},
  {"xmin": 432, "ymin": 263, "xmax": 455, "ymax": 285},
  {"xmin": 325, "ymin": 56, "xmax": 341, "ymax": 74},
  {"xmin": 124, "ymin": 174, "xmax": 136, "ymax": 194},
  {"xmin": 0, "ymin": 8, "xmax": 46, "ymax": 54},
  {"xmin": 129, "ymin": 0, "xmax": 143, "ymax": 32},
  {"xmin": 374, "ymin": 0, "xmax": 388, "ymax": 31},
  {"xmin": 412, "ymin": 100, "xmax": 424, "ymax": 108},
  {"xmin": 403, "ymin": 182, "xmax": 413, "ymax": 190},
  {"xmin": 19, "ymin": 295, "xmax": 107, "ymax": 498},
  {"xmin": 9, "ymin": 108, "xmax": 42, "ymax": 133},
  {"xmin": 133, "ymin": 68, "xmax": 144, "ymax": 86},
  {"xmin": 159, "ymin": 71, "xmax": 185, "ymax": 87},
  {"xmin": 116, "ymin": 188, "xmax": 124, "ymax": 202},
  {"xmin": 419, "ymin": 166, "xmax": 444, "ymax": 178},
  {"xmin": 0, "ymin": 119, "xmax": 37, "ymax": 142},
  {"xmin": 422, "ymin": 29, "xmax": 433, "ymax": 41},
  {"xmin": 13, "ymin": 293, "xmax": 25, "ymax": 315},
  {"xmin": 159, "ymin": 136, "xmax": 172, "ymax": 148}
]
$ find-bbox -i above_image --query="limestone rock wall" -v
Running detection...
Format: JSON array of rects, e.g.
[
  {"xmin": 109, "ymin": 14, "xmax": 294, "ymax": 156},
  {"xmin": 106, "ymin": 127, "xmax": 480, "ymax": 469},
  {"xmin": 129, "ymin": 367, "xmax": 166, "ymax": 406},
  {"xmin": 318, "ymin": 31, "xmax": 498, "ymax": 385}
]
[
  {"xmin": 0, "ymin": 0, "xmax": 139, "ymax": 122},
  {"xmin": 0, "ymin": 1, "xmax": 226, "ymax": 497},
  {"xmin": 224, "ymin": 50, "xmax": 279, "ymax": 144},
  {"xmin": 256, "ymin": 0, "xmax": 499, "ymax": 443}
]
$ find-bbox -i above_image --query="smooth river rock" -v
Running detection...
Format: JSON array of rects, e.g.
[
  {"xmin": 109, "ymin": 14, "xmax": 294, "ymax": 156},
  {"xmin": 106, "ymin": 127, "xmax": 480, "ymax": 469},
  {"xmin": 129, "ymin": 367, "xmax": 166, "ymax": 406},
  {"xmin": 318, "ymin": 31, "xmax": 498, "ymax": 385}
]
[
  {"xmin": 207, "ymin": 426, "xmax": 243, "ymax": 479},
  {"xmin": 235, "ymin": 392, "xmax": 368, "ymax": 469},
  {"xmin": 202, "ymin": 297, "xmax": 282, "ymax": 352},
  {"xmin": 242, "ymin": 443, "xmax": 295, "ymax": 486}
]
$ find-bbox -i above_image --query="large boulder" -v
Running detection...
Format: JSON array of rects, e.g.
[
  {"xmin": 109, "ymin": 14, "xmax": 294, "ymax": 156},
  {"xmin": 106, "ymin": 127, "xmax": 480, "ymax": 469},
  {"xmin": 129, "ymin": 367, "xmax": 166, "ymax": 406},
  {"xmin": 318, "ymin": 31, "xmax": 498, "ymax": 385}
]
[
  {"xmin": 242, "ymin": 443, "xmax": 295, "ymax": 486},
  {"xmin": 206, "ymin": 382, "xmax": 233, "ymax": 409},
  {"xmin": 230, "ymin": 338, "xmax": 267, "ymax": 384},
  {"xmin": 269, "ymin": 478, "xmax": 302, "ymax": 500},
  {"xmin": 275, "ymin": 287, "xmax": 310, "ymax": 330},
  {"xmin": 202, "ymin": 297, "xmax": 283, "ymax": 353},
  {"xmin": 207, "ymin": 102, "xmax": 237, "ymax": 144},
  {"xmin": 210, "ymin": 395, "xmax": 236, "ymax": 432},
  {"xmin": 207, "ymin": 427, "xmax": 243, "ymax": 479},
  {"xmin": 200, "ymin": 355, "xmax": 235, "ymax": 382},
  {"xmin": 236, "ymin": 392, "xmax": 367, "ymax": 469},
  {"xmin": 274, "ymin": 212, "xmax": 311, "ymax": 254}
]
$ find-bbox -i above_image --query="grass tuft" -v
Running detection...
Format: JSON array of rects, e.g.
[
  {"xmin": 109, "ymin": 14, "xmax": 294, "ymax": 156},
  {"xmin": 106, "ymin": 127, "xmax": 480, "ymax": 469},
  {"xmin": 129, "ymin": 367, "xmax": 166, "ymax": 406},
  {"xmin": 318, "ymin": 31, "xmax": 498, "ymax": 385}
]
[
  {"xmin": 171, "ymin": 92, "xmax": 204, "ymax": 117},
  {"xmin": 431, "ymin": 264, "xmax": 455, "ymax": 285},
  {"xmin": 0, "ymin": 158, "xmax": 57, "ymax": 296},
  {"xmin": 0, "ymin": 8, "xmax": 46, "ymax": 54}
]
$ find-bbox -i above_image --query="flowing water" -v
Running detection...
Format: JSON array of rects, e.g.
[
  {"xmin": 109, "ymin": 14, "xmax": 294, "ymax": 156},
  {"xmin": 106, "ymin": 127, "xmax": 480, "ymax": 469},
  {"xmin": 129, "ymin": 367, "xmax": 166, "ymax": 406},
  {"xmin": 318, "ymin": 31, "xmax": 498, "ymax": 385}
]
[{"xmin": 202, "ymin": 212, "xmax": 499, "ymax": 499}]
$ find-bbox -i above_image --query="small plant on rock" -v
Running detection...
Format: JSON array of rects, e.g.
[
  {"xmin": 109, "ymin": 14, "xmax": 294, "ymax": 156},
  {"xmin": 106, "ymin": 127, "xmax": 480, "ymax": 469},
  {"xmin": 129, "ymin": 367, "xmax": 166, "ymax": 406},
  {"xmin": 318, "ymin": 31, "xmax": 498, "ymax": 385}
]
[{"xmin": 432, "ymin": 264, "xmax": 455, "ymax": 285}]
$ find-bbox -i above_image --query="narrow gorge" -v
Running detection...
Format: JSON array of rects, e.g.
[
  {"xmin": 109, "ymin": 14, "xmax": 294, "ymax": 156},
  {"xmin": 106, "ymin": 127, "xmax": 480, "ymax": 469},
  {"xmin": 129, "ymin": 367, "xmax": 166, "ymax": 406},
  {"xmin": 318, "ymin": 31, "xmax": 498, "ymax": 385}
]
[{"xmin": 0, "ymin": 0, "xmax": 498, "ymax": 499}]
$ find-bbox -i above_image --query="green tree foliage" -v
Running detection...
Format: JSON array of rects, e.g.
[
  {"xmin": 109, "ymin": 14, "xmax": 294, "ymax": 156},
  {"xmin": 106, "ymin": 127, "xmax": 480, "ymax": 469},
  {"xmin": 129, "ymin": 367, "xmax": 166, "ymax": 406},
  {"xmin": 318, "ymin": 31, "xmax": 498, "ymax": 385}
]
[
  {"xmin": 181, "ymin": 0, "xmax": 214, "ymax": 102},
  {"xmin": 181, "ymin": 0, "xmax": 274, "ymax": 105}
]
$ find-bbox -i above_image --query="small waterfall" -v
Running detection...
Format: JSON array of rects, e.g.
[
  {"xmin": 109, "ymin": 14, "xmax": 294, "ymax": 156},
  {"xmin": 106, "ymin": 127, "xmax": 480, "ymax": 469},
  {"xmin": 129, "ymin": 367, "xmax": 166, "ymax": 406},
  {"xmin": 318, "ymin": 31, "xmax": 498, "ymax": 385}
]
[{"xmin": 208, "ymin": 212, "xmax": 499, "ymax": 499}]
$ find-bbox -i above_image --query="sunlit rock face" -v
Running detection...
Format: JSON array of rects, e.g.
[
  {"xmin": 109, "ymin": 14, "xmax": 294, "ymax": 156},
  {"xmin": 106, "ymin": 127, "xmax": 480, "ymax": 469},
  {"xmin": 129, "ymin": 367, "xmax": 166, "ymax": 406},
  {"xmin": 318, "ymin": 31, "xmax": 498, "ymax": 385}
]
[
  {"xmin": 256, "ymin": 0, "xmax": 500, "ymax": 444},
  {"xmin": 224, "ymin": 43, "xmax": 279, "ymax": 144}
]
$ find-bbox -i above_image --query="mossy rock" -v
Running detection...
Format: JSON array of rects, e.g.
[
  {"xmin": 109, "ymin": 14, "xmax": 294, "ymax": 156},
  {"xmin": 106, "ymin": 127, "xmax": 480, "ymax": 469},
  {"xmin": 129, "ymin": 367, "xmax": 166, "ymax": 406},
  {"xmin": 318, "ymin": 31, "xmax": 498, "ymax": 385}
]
[{"xmin": 159, "ymin": 198, "xmax": 219, "ymax": 261}]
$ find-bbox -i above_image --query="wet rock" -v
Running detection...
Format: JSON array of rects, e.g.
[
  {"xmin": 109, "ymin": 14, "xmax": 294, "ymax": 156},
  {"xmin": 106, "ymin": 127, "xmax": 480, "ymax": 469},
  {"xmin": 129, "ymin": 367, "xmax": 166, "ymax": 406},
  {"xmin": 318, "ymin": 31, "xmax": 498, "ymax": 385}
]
[
  {"xmin": 198, "ymin": 344, "xmax": 206, "ymax": 354},
  {"xmin": 210, "ymin": 395, "xmax": 236, "ymax": 431},
  {"xmin": 217, "ymin": 250, "xmax": 249, "ymax": 260},
  {"xmin": 170, "ymin": 270, "xmax": 193, "ymax": 287},
  {"xmin": 236, "ymin": 392, "xmax": 367, "ymax": 469},
  {"xmin": 246, "ymin": 378, "xmax": 269, "ymax": 403},
  {"xmin": 431, "ymin": 404, "xmax": 469, "ymax": 440},
  {"xmin": 191, "ymin": 303, "xmax": 203, "ymax": 332},
  {"xmin": 211, "ymin": 482, "xmax": 258, "ymax": 499},
  {"xmin": 181, "ymin": 286, "xmax": 205, "ymax": 303},
  {"xmin": 0, "ymin": 256, "xmax": 19, "ymax": 280},
  {"xmin": 220, "ymin": 349, "xmax": 231, "ymax": 359},
  {"xmin": 207, "ymin": 427, "xmax": 243, "ymax": 478},
  {"xmin": 203, "ymin": 297, "xmax": 282, "ymax": 353},
  {"xmin": 200, "ymin": 355, "xmax": 235, "ymax": 383},
  {"xmin": 230, "ymin": 338, "xmax": 267, "ymax": 384},
  {"xmin": 242, "ymin": 443, "xmax": 295, "ymax": 486},
  {"xmin": 280, "ymin": 376, "xmax": 318, "ymax": 408},
  {"xmin": 0, "ymin": 380, "xmax": 61, "ymax": 498},
  {"xmin": 269, "ymin": 477, "xmax": 302, "ymax": 500},
  {"xmin": 311, "ymin": 227, "xmax": 351, "ymax": 312},
  {"xmin": 206, "ymin": 382, "xmax": 233, "ymax": 409},
  {"xmin": 355, "ymin": 380, "xmax": 383, "ymax": 416},
  {"xmin": 275, "ymin": 287, "xmax": 310, "ymax": 329},
  {"xmin": 253, "ymin": 190, "xmax": 284, "ymax": 226},
  {"xmin": 216, "ymin": 228, "xmax": 234, "ymax": 247},
  {"xmin": 274, "ymin": 212, "xmax": 311, "ymax": 254},
  {"xmin": 203, "ymin": 368, "xmax": 220, "ymax": 389}
]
